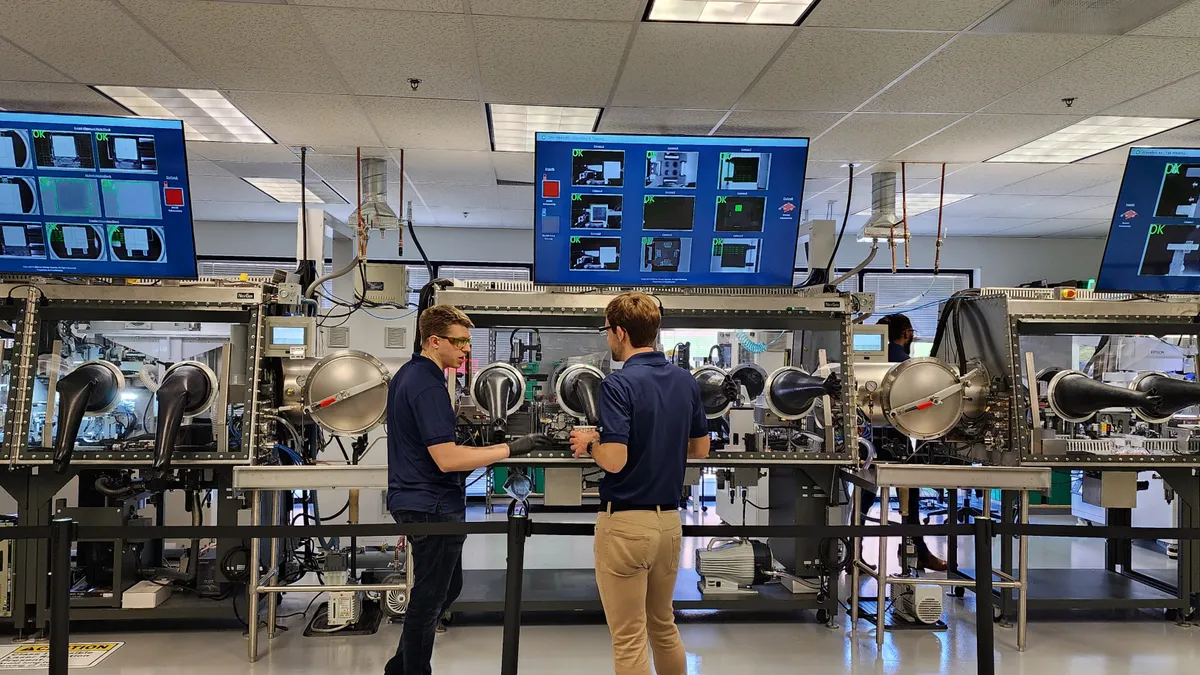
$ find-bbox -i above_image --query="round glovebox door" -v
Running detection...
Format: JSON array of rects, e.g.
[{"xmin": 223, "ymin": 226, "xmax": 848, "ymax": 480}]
[
  {"xmin": 303, "ymin": 350, "xmax": 390, "ymax": 435},
  {"xmin": 878, "ymin": 357, "xmax": 964, "ymax": 440}
]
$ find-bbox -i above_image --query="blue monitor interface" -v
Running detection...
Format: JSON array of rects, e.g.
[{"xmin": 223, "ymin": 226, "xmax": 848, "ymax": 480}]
[
  {"xmin": 534, "ymin": 133, "xmax": 808, "ymax": 286},
  {"xmin": 1097, "ymin": 147, "xmax": 1200, "ymax": 293},
  {"xmin": 0, "ymin": 111, "xmax": 197, "ymax": 278}
]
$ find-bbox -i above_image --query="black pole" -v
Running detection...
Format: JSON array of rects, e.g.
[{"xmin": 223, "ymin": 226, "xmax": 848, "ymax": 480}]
[
  {"xmin": 500, "ymin": 501, "xmax": 529, "ymax": 675},
  {"xmin": 974, "ymin": 516, "xmax": 995, "ymax": 675},
  {"xmin": 49, "ymin": 516, "xmax": 75, "ymax": 675}
]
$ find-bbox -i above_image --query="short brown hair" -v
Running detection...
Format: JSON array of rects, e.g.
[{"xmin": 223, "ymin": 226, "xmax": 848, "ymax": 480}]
[
  {"xmin": 419, "ymin": 305, "xmax": 474, "ymax": 344},
  {"xmin": 605, "ymin": 292, "xmax": 660, "ymax": 348}
]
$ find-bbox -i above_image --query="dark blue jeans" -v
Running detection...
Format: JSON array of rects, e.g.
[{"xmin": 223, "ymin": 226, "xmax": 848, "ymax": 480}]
[{"xmin": 384, "ymin": 510, "xmax": 466, "ymax": 675}]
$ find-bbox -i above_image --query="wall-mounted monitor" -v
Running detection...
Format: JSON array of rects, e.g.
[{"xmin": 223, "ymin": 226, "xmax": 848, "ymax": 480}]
[
  {"xmin": 1097, "ymin": 147, "xmax": 1200, "ymax": 293},
  {"xmin": 0, "ymin": 111, "xmax": 197, "ymax": 279},
  {"xmin": 534, "ymin": 133, "xmax": 808, "ymax": 286}
]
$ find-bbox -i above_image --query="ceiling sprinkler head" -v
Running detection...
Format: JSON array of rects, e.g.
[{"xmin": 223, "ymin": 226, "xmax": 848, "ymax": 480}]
[
  {"xmin": 408, "ymin": 78, "xmax": 422, "ymax": 92},
  {"xmin": 1062, "ymin": 97, "xmax": 1076, "ymax": 108}
]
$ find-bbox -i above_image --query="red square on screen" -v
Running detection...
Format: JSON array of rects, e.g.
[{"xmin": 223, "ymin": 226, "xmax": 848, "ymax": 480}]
[
  {"xmin": 164, "ymin": 187, "xmax": 185, "ymax": 206},
  {"xmin": 542, "ymin": 180, "xmax": 560, "ymax": 199}
]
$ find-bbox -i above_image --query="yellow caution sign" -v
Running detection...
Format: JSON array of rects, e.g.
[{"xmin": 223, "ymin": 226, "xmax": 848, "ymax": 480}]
[{"xmin": 0, "ymin": 641, "xmax": 123, "ymax": 669}]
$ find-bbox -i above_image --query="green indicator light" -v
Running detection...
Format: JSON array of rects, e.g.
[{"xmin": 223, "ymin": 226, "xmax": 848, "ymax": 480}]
[
  {"xmin": 1087, "ymin": 278, "xmax": 1096, "ymax": 290},
  {"xmin": 735, "ymin": 204, "xmax": 743, "ymax": 212}
]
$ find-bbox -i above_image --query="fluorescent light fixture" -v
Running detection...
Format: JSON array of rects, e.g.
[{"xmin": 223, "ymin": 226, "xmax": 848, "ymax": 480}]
[
  {"xmin": 488, "ymin": 104, "xmax": 601, "ymax": 152},
  {"xmin": 244, "ymin": 178, "xmax": 325, "ymax": 204},
  {"xmin": 647, "ymin": 0, "xmax": 816, "ymax": 25},
  {"xmin": 988, "ymin": 116, "xmax": 1196, "ymax": 164},
  {"xmin": 94, "ymin": 86, "xmax": 274, "ymax": 144},
  {"xmin": 854, "ymin": 193, "xmax": 974, "ymax": 217}
]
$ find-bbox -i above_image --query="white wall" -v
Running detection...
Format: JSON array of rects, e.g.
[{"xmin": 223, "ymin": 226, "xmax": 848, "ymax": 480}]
[{"xmin": 195, "ymin": 220, "xmax": 1105, "ymax": 287}]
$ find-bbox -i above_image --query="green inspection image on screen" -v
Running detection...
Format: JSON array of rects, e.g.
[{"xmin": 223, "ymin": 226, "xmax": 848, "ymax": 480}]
[{"xmin": 39, "ymin": 176, "xmax": 101, "ymax": 218}]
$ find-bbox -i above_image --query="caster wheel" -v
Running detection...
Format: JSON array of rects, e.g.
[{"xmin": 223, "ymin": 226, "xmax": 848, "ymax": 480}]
[
  {"xmin": 816, "ymin": 609, "xmax": 830, "ymax": 624},
  {"xmin": 952, "ymin": 587, "xmax": 965, "ymax": 598}
]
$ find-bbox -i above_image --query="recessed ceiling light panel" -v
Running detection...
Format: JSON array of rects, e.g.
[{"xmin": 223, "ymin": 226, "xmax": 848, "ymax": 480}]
[
  {"xmin": 488, "ymin": 104, "xmax": 600, "ymax": 152},
  {"xmin": 988, "ymin": 116, "xmax": 1195, "ymax": 164},
  {"xmin": 243, "ymin": 177, "xmax": 345, "ymax": 204},
  {"xmin": 94, "ymin": 86, "xmax": 274, "ymax": 144},
  {"xmin": 647, "ymin": 0, "xmax": 816, "ymax": 26}
]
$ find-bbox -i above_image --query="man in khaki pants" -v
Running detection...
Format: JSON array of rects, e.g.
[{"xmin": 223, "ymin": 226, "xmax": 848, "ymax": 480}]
[{"xmin": 570, "ymin": 292, "xmax": 710, "ymax": 675}]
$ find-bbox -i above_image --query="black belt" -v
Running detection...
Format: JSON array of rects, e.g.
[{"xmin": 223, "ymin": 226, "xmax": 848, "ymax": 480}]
[{"xmin": 600, "ymin": 501, "xmax": 679, "ymax": 513}]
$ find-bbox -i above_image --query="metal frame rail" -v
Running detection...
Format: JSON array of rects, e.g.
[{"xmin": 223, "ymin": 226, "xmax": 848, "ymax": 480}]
[{"xmin": 12, "ymin": 517, "xmax": 1200, "ymax": 675}]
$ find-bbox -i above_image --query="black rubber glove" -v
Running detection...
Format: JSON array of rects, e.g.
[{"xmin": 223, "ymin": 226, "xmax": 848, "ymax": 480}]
[{"xmin": 507, "ymin": 433, "xmax": 555, "ymax": 457}]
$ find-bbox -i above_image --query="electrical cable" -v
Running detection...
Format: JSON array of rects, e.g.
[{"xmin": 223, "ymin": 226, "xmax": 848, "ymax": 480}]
[{"xmin": 821, "ymin": 163, "xmax": 856, "ymax": 287}]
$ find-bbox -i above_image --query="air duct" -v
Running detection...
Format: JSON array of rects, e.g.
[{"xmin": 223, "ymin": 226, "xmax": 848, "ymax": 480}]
[
  {"xmin": 348, "ymin": 157, "xmax": 399, "ymax": 230},
  {"xmin": 859, "ymin": 171, "xmax": 906, "ymax": 243}
]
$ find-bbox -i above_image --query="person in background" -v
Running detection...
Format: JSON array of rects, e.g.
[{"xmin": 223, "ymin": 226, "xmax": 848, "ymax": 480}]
[
  {"xmin": 859, "ymin": 314, "xmax": 947, "ymax": 572},
  {"xmin": 570, "ymin": 292, "xmax": 710, "ymax": 675},
  {"xmin": 385, "ymin": 304, "xmax": 553, "ymax": 675}
]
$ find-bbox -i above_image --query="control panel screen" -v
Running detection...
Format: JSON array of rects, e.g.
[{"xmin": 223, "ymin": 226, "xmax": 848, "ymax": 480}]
[
  {"xmin": 0, "ymin": 112, "xmax": 196, "ymax": 278},
  {"xmin": 271, "ymin": 326, "xmax": 307, "ymax": 346},
  {"xmin": 852, "ymin": 332, "xmax": 885, "ymax": 353},
  {"xmin": 534, "ymin": 133, "xmax": 808, "ymax": 286}
]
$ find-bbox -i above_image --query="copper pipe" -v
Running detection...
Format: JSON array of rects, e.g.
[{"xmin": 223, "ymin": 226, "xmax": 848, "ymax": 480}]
[
  {"xmin": 901, "ymin": 162, "xmax": 909, "ymax": 268},
  {"xmin": 934, "ymin": 162, "xmax": 946, "ymax": 272}
]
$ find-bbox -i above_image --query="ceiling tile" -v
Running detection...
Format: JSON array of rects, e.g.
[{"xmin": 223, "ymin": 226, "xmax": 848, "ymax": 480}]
[
  {"xmin": 418, "ymin": 182, "xmax": 500, "ymax": 208},
  {"xmin": 1001, "ymin": 195, "xmax": 1115, "ymax": 219},
  {"xmin": 896, "ymin": 113, "xmax": 1083, "ymax": 163},
  {"xmin": 492, "ymin": 152, "xmax": 534, "ymax": 183},
  {"xmin": 934, "ymin": 163, "xmax": 1057, "ymax": 193},
  {"xmin": 865, "ymin": 34, "xmax": 1108, "ymax": 114},
  {"xmin": 812, "ymin": 113, "xmax": 963, "ymax": 162},
  {"xmin": 187, "ymin": 143, "xmax": 301, "ymax": 163},
  {"xmin": 806, "ymin": 160, "xmax": 856, "ymax": 179},
  {"xmin": 188, "ymin": 158, "xmax": 231, "ymax": 177},
  {"xmin": 598, "ymin": 107, "xmax": 726, "ymax": 134},
  {"xmin": 122, "ymin": 0, "xmax": 347, "ymax": 93},
  {"xmin": 404, "ymin": 150, "xmax": 496, "ymax": 184},
  {"xmin": 0, "ymin": 81, "xmax": 127, "ymax": 115},
  {"xmin": 292, "ymin": 0, "xmax": 463, "ymax": 11},
  {"xmin": 993, "ymin": 164, "xmax": 1126, "ymax": 196},
  {"xmin": 1069, "ymin": 179, "xmax": 1123, "ymax": 198},
  {"xmin": 1101, "ymin": 71, "xmax": 1200, "ymax": 118},
  {"xmin": 473, "ymin": 17, "xmax": 631, "ymax": 106},
  {"xmin": 300, "ymin": 7, "xmax": 477, "ymax": 99},
  {"xmin": 940, "ymin": 194, "xmax": 1046, "ymax": 218},
  {"xmin": 935, "ymin": 217, "xmax": 1045, "ymax": 235},
  {"xmin": 191, "ymin": 175, "xmax": 279, "ymax": 203},
  {"xmin": 805, "ymin": 0, "xmax": 1005, "ymax": 31},
  {"xmin": 0, "ymin": 38, "xmax": 69, "ymax": 83},
  {"xmin": 1131, "ymin": 0, "xmax": 1200, "ymax": 37},
  {"xmin": 985, "ymin": 37, "xmax": 1200, "ymax": 115},
  {"xmin": 1001, "ymin": 219, "xmax": 1111, "ymax": 237},
  {"xmin": 305, "ymin": 153, "xmax": 395, "ymax": 182},
  {"xmin": 613, "ymin": 24, "xmax": 790, "ymax": 108},
  {"xmin": 428, "ymin": 206, "xmax": 508, "ymax": 226},
  {"xmin": 496, "ymin": 185, "xmax": 533, "ymax": 210},
  {"xmin": 358, "ymin": 97, "xmax": 489, "ymax": 151},
  {"xmin": 500, "ymin": 209, "xmax": 534, "ymax": 228},
  {"xmin": 469, "ymin": 0, "xmax": 642, "ymax": 20},
  {"xmin": 740, "ymin": 29, "xmax": 952, "ymax": 112},
  {"xmin": 225, "ymin": 93, "xmax": 378, "ymax": 147},
  {"xmin": 716, "ymin": 111, "xmax": 843, "ymax": 138},
  {"xmin": 0, "ymin": 0, "xmax": 206, "ymax": 87}
]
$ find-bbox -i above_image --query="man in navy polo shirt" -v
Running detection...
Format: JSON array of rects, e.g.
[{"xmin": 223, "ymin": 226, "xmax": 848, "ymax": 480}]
[
  {"xmin": 570, "ymin": 292, "xmax": 710, "ymax": 675},
  {"xmin": 385, "ymin": 304, "xmax": 552, "ymax": 675}
]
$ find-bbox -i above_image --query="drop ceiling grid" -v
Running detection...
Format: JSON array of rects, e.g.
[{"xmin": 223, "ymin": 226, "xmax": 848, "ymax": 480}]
[
  {"xmin": 224, "ymin": 92, "xmax": 380, "ymax": 147},
  {"xmin": 0, "ymin": 0, "xmax": 209, "ymax": 88},
  {"xmin": 299, "ymin": 7, "xmax": 479, "ymax": 99},
  {"xmin": 805, "ymin": 0, "xmax": 1009, "ymax": 31},
  {"xmin": 0, "ymin": 81, "xmax": 128, "ymax": 115},
  {"xmin": 0, "ymin": 37, "xmax": 70, "ymax": 83},
  {"xmin": 120, "ymin": 0, "xmax": 349, "ymax": 94},
  {"xmin": 1130, "ymin": 0, "xmax": 1200, "ymax": 37},
  {"xmin": 611, "ymin": 23, "xmax": 793, "ymax": 109}
]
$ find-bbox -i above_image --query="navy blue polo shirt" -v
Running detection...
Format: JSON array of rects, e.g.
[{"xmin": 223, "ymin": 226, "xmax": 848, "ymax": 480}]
[
  {"xmin": 386, "ymin": 353, "xmax": 463, "ymax": 514},
  {"xmin": 597, "ymin": 351, "xmax": 708, "ymax": 505},
  {"xmin": 888, "ymin": 342, "xmax": 910, "ymax": 363}
]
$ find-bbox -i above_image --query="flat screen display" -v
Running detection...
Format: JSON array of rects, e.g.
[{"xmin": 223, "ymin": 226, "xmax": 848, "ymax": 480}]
[
  {"xmin": 534, "ymin": 133, "xmax": 808, "ymax": 286},
  {"xmin": 1097, "ymin": 147, "xmax": 1200, "ymax": 293},
  {"xmin": 0, "ymin": 112, "xmax": 197, "ymax": 278},
  {"xmin": 271, "ymin": 326, "xmax": 307, "ymax": 346},
  {"xmin": 852, "ymin": 333, "xmax": 885, "ymax": 353}
]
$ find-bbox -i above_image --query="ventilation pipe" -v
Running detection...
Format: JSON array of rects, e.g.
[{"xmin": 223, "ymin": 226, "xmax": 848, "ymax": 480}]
[
  {"xmin": 859, "ymin": 172, "xmax": 904, "ymax": 243},
  {"xmin": 348, "ymin": 157, "xmax": 399, "ymax": 231}
]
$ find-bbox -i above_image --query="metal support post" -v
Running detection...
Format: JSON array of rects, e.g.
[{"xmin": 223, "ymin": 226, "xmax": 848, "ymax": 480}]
[
  {"xmin": 999, "ymin": 490, "xmax": 1015, "ymax": 622},
  {"xmin": 500, "ymin": 501, "xmax": 529, "ymax": 675},
  {"xmin": 947, "ymin": 488, "xmax": 959, "ymax": 574},
  {"xmin": 875, "ymin": 486, "xmax": 889, "ymax": 647},
  {"xmin": 850, "ymin": 482, "xmax": 862, "ymax": 631},
  {"xmin": 247, "ymin": 490, "xmax": 261, "ymax": 662},
  {"xmin": 49, "ymin": 517, "xmax": 75, "ymax": 675},
  {"xmin": 974, "ymin": 516, "xmax": 995, "ymax": 675},
  {"xmin": 266, "ymin": 492, "xmax": 279, "ymax": 638},
  {"xmin": 1018, "ymin": 491, "xmax": 1029, "ymax": 652}
]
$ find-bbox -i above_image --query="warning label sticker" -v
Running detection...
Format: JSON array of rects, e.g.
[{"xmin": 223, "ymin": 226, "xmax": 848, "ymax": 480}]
[{"xmin": 0, "ymin": 642, "xmax": 123, "ymax": 669}]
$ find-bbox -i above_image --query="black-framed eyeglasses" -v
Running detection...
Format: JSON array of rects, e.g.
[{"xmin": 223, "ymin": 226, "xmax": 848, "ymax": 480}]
[
  {"xmin": 597, "ymin": 324, "xmax": 616, "ymax": 334},
  {"xmin": 436, "ymin": 335, "xmax": 471, "ymax": 349}
]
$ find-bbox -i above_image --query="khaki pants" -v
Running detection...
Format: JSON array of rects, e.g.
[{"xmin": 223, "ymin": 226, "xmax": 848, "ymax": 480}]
[{"xmin": 594, "ymin": 508, "xmax": 686, "ymax": 675}]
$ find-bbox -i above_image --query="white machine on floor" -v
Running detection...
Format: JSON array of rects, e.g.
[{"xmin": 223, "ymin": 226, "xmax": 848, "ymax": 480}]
[
  {"xmin": 695, "ymin": 538, "xmax": 773, "ymax": 595},
  {"xmin": 891, "ymin": 582, "xmax": 944, "ymax": 624}
]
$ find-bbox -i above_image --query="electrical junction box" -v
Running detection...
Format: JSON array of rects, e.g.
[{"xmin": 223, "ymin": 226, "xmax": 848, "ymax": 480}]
[{"xmin": 355, "ymin": 262, "xmax": 408, "ymax": 306}]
